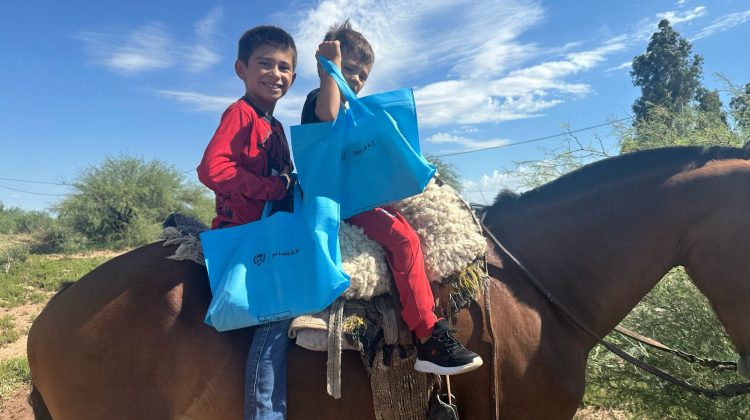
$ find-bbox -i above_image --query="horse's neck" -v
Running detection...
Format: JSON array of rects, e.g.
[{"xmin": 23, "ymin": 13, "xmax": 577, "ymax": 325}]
[{"xmin": 488, "ymin": 170, "xmax": 700, "ymax": 338}]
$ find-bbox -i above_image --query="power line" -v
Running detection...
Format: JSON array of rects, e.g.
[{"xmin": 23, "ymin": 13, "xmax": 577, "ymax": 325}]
[
  {"xmin": 0, "ymin": 176, "xmax": 72, "ymax": 186},
  {"xmin": 0, "ymin": 170, "xmax": 196, "ymax": 190},
  {"xmin": 0, "ymin": 115, "xmax": 633, "ymax": 187},
  {"xmin": 0, "ymin": 185, "xmax": 68, "ymax": 196},
  {"xmin": 435, "ymin": 116, "xmax": 633, "ymax": 158}
]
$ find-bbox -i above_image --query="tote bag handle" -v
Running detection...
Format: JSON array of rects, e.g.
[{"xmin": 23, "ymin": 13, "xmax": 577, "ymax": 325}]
[
  {"xmin": 260, "ymin": 180, "xmax": 302, "ymax": 219},
  {"xmin": 318, "ymin": 57, "xmax": 374, "ymax": 122}
]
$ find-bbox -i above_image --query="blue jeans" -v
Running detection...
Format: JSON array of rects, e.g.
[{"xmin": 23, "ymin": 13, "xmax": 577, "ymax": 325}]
[{"xmin": 244, "ymin": 319, "xmax": 292, "ymax": 420}]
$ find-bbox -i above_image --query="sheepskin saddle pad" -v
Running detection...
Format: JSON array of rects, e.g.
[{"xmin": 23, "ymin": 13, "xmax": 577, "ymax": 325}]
[{"xmin": 161, "ymin": 178, "xmax": 487, "ymax": 301}]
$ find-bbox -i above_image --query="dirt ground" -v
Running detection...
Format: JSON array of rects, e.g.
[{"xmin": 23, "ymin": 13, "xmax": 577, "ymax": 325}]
[
  {"xmin": 1, "ymin": 387, "xmax": 33, "ymax": 420},
  {"xmin": 0, "ymin": 302, "xmax": 43, "ymax": 419}
]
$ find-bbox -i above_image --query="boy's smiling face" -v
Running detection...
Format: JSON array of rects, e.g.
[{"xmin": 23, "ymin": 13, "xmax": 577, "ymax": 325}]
[
  {"xmin": 340, "ymin": 50, "xmax": 372, "ymax": 95},
  {"xmin": 236, "ymin": 44, "xmax": 296, "ymax": 114}
]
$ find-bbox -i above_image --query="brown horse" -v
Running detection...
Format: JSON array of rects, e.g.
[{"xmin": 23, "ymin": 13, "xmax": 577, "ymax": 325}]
[{"xmin": 27, "ymin": 145, "xmax": 750, "ymax": 419}]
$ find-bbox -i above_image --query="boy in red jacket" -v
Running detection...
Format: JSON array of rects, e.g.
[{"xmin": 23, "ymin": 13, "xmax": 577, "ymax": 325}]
[{"xmin": 197, "ymin": 26, "xmax": 296, "ymax": 420}]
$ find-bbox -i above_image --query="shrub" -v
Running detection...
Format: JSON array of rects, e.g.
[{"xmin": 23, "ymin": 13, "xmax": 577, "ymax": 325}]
[
  {"xmin": 0, "ymin": 358, "xmax": 30, "ymax": 401},
  {"xmin": 1, "ymin": 243, "xmax": 30, "ymax": 273},
  {"xmin": 55, "ymin": 156, "xmax": 213, "ymax": 248},
  {"xmin": 0, "ymin": 315, "xmax": 19, "ymax": 347},
  {"xmin": 29, "ymin": 221, "xmax": 87, "ymax": 254},
  {"xmin": 0, "ymin": 203, "xmax": 55, "ymax": 235}
]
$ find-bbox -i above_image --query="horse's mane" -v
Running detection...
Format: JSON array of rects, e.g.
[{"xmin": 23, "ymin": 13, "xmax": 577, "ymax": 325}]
[{"xmin": 494, "ymin": 145, "xmax": 750, "ymax": 210}]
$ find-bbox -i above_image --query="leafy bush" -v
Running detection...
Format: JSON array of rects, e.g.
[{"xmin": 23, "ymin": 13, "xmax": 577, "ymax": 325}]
[
  {"xmin": 425, "ymin": 155, "xmax": 463, "ymax": 192},
  {"xmin": 1, "ymin": 243, "xmax": 30, "ymax": 274},
  {"xmin": 55, "ymin": 156, "xmax": 213, "ymax": 248},
  {"xmin": 0, "ymin": 358, "xmax": 30, "ymax": 401},
  {"xmin": 0, "ymin": 203, "xmax": 54, "ymax": 235},
  {"xmin": 0, "ymin": 315, "xmax": 19, "ymax": 347},
  {"xmin": 620, "ymin": 105, "xmax": 745, "ymax": 153},
  {"xmin": 29, "ymin": 221, "xmax": 87, "ymax": 254}
]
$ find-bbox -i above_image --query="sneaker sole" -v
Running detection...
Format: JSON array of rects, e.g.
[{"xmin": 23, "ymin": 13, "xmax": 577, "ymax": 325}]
[{"xmin": 413, "ymin": 357, "xmax": 483, "ymax": 375}]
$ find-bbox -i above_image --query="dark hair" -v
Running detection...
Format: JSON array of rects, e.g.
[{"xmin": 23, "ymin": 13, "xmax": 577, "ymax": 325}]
[
  {"xmin": 324, "ymin": 20, "xmax": 374, "ymax": 65},
  {"xmin": 238, "ymin": 26, "xmax": 297, "ymax": 67}
]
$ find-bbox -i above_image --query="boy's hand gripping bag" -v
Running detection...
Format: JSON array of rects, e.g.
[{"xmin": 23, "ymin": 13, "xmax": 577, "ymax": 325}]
[
  {"xmin": 291, "ymin": 57, "xmax": 436, "ymax": 219},
  {"xmin": 200, "ymin": 185, "xmax": 350, "ymax": 332}
]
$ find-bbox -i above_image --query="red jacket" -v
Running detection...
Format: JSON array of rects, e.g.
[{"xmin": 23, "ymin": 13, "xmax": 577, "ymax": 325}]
[{"xmin": 197, "ymin": 98, "xmax": 293, "ymax": 228}]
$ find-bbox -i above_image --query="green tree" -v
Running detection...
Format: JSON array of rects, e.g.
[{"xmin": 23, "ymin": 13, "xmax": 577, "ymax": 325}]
[
  {"xmin": 631, "ymin": 19, "xmax": 704, "ymax": 123},
  {"xmin": 55, "ymin": 156, "xmax": 213, "ymax": 248},
  {"xmin": 619, "ymin": 105, "xmax": 744, "ymax": 153},
  {"xmin": 695, "ymin": 87, "xmax": 727, "ymax": 126},
  {"xmin": 425, "ymin": 155, "xmax": 463, "ymax": 192},
  {"xmin": 729, "ymin": 82, "xmax": 750, "ymax": 129}
]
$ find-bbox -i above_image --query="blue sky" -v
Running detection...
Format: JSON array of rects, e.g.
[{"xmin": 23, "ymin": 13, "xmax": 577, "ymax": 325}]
[{"xmin": 1, "ymin": 0, "xmax": 749, "ymax": 210}]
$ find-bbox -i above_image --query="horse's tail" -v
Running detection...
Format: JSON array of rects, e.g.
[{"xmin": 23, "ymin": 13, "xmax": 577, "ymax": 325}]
[{"xmin": 28, "ymin": 382, "xmax": 52, "ymax": 420}]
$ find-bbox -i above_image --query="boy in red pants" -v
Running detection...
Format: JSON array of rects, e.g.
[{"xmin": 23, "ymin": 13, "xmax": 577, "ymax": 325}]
[{"xmin": 300, "ymin": 21, "xmax": 482, "ymax": 375}]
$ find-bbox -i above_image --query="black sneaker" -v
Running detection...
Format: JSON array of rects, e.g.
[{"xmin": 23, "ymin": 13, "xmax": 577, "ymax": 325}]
[{"xmin": 414, "ymin": 319, "xmax": 483, "ymax": 375}]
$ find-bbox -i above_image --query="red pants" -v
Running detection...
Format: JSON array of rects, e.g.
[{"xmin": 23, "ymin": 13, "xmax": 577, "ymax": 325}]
[{"xmin": 347, "ymin": 208, "xmax": 437, "ymax": 339}]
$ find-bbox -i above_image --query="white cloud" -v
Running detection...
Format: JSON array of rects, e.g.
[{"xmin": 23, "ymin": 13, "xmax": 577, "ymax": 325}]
[
  {"xmin": 632, "ymin": 6, "xmax": 708, "ymax": 42},
  {"xmin": 426, "ymin": 132, "xmax": 511, "ymax": 150},
  {"xmin": 292, "ymin": 0, "xmax": 544, "ymax": 91},
  {"xmin": 691, "ymin": 8, "xmax": 750, "ymax": 40},
  {"xmin": 157, "ymin": 1, "xmax": 742, "ymax": 127},
  {"xmin": 414, "ymin": 39, "xmax": 626, "ymax": 126},
  {"xmin": 461, "ymin": 170, "xmax": 522, "ymax": 205},
  {"xmin": 157, "ymin": 90, "xmax": 235, "ymax": 112},
  {"xmin": 455, "ymin": 126, "xmax": 479, "ymax": 134},
  {"xmin": 291, "ymin": 0, "xmax": 650, "ymax": 127},
  {"xmin": 194, "ymin": 7, "xmax": 222, "ymax": 38},
  {"xmin": 156, "ymin": 89, "xmax": 308, "ymax": 129},
  {"xmin": 76, "ymin": 23, "xmax": 174, "ymax": 74},
  {"xmin": 272, "ymin": 93, "xmax": 310, "ymax": 126},
  {"xmin": 75, "ymin": 8, "xmax": 223, "ymax": 74},
  {"xmin": 606, "ymin": 61, "xmax": 632, "ymax": 72},
  {"xmin": 658, "ymin": 6, "xmax": 707, "ymax": 25},
  {"xmin": 186, "ymin": 7, "xmax": 224, "ymax": 73}
]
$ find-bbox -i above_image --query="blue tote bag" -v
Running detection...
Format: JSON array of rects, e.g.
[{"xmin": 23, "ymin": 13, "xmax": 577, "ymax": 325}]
[
  {"xmin": 200, "ymin": 186, "xmax": 350, "ymax": 332},
  {"xmin": 291, "ymin": 57, "xmax": 436, "ymax": 218}
]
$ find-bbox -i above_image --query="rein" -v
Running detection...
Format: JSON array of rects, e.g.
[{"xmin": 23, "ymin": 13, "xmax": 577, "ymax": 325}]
[
  {"xmin": 613, "ymin": 326, "xmax": 737, "ymax": 371},
  {"xmin": 478, "ymin": 220, "xmax": 750, "ymax": 399}
]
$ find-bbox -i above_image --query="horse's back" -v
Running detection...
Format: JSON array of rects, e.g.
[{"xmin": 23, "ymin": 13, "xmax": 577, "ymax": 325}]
[{"xmin": 28, "ymin": 242, "xmax": 249, "ymax": 419}]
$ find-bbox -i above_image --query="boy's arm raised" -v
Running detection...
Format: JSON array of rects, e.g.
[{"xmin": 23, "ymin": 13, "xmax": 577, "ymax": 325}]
[
  {"xmin": 197, "ymin": 108, "xmax": 289, "ymax": 201},
  {"xmin": 314, "ymin": 40, "xmax": 342, "ymax": 122}
]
